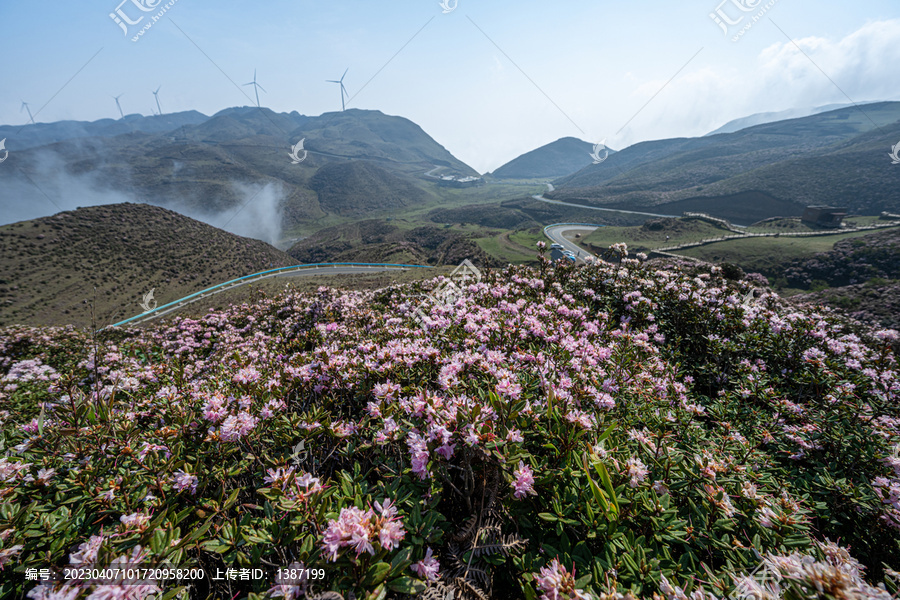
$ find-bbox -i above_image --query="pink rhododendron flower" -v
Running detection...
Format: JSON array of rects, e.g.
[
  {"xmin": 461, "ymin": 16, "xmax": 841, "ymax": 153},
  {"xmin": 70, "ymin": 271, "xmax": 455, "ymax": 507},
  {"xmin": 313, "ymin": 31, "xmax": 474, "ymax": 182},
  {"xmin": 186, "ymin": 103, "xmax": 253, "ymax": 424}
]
[
  {"xmin": 321, "ymin": 499, "xmax": 406, "ymax": 562},
  {"xmin": 533, "ymin": 558, "xmax": 591, "ymax": 600},
  {"xmin": 624, "ymin": 457, "xmax": 648, "ymax": 488},
  {"xmin": 513, "ymin": 461, "xmax": 536, "ymax": 499},
  {"xmin": 411, "ymin": 547, "xmax": 440, "ymax": 581},
  {"xmin": 173, "ymin": 470, "xmax": 198, "ymax": 495}
]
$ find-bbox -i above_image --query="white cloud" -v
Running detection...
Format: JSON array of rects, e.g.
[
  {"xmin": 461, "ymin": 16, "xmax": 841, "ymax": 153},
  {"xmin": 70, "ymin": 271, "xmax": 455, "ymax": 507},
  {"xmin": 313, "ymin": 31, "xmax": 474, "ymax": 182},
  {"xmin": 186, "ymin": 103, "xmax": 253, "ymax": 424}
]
[{"xmin": 611, "ymin": 19, "xmax": 900, "ymax": 148}]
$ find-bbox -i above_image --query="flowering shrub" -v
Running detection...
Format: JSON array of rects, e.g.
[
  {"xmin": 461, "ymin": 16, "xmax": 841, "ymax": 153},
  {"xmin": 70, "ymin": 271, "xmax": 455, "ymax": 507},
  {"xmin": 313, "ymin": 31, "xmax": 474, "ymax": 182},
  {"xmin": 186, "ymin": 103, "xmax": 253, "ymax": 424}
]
[{"xmin": 1, "ymin": 249, "xmax": 898, "ymax": 599}]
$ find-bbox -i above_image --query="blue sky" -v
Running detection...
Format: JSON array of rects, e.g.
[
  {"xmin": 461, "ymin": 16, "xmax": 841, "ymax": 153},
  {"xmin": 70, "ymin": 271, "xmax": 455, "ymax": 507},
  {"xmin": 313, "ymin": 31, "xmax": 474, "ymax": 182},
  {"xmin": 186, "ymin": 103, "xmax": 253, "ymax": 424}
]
[{"xmin": 2, "ymin": 0, "xmax": 900, "ymax": 172}]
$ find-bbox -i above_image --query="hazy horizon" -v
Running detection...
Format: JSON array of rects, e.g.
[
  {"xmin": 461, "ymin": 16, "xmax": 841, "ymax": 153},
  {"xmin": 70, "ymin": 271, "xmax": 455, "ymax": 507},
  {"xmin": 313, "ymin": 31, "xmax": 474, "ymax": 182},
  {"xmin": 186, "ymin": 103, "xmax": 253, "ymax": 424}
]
[{"xmin": 2, "ymin": 1, "xmax": 900, "ymax": 173}]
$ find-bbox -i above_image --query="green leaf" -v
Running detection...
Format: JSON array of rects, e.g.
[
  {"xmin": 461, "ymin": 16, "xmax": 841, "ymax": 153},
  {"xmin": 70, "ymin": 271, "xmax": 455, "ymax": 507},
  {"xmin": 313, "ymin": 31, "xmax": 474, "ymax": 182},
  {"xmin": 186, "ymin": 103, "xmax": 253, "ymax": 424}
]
[
  {"xmin": 37, "ymin": 404, "xmax": 46, "ymax": 437},
  {"xmin": 390, "ymin": 547, "xmax": 412, "ymax": 575},
  {"xmin": 223, "ymin": 487, "xmax": 241, "ymax": 511},
  {"xmin": 593, "ymin": 460, "xmax": 620, "ymax": 515},
  {"xmin": 582, "ymin": 454, "xmax": 614, "ymax": 520},
  {"xmin": 538, "ymin": 512, "xmax": 558, "ymax": 521},
  {"xmin": 387, "ymin": 576, "xmax": 426, "ymax": 594},
  {"xmin": 365, "ymin": 584, "xmax": 387, "ymax": 600},
  {"xmin": 363, "ymin": 562, "xmax": 392, "ymax": 586},
  {"xmin": 597, "ymin": 421, "xmax": 616, "ymax": 444}
]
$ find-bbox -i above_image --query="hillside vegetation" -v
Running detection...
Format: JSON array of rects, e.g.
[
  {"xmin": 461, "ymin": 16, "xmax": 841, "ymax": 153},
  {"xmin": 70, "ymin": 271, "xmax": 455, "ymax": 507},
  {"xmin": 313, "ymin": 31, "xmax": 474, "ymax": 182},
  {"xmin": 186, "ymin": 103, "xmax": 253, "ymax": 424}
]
[
  {"xmin": 286, "ymin": 220, "xmax": 504, "ymax": 268},
  {"xmin": 309, "ymin": 162, "xmax": 433, "ymax": 216},
  {"xmin": 0, "ymin": 108, "xmax": 478, "ymax": 235},
  {"xmin": 550, "ymin": 102, "xmax": 900, "ymax": 219},
  {"xmin": 0, "ymin": 204, "xmax": 298, "ymax": 329},
  {"xmin": 3, "ymin": 253, "xmax": 899, "ymax": 599}
]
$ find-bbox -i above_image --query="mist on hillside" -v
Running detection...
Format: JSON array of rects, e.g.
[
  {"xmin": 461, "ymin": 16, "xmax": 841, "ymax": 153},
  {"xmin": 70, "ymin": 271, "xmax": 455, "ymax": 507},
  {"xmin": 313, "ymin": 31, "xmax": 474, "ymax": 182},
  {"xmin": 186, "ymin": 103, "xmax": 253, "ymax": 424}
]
[{"xmin": 0, "ymin": 151, "xmax": 286, "ymax": 247}]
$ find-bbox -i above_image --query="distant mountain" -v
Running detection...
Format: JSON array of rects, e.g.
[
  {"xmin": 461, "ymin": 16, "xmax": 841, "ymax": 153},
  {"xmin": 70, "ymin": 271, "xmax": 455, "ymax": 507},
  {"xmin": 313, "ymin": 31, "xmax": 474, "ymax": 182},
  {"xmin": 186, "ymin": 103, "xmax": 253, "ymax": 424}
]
[
  {"xmin": 0, "ymin": 111, "xmax": 209, "ymax": 151},
  {"xmin": 490, "ymin": 137, "xmax": 602, "ymax": 179},
  {"xmin": 704, "ymin": 103, "xmax": 861, "ymax": 136},
  {"xmin": 0, "ymin": 203, "xmax": 298, "ymax": 329},
  {"xmin": 296, "ymin": 109, "xmax": 477, "ymax": 176},
  {"xmin": 0, "ymin": 107, "xmax": 477, "ymax": 233},
  {"xmin": 549, "ymin": 101, "xmax": 900, "ymax": 223}
]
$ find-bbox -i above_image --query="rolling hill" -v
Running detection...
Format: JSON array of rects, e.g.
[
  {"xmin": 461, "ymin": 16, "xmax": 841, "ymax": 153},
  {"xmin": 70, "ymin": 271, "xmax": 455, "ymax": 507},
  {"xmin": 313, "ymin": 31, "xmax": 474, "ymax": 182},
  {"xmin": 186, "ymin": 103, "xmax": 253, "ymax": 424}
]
[
  {"xmin": 0, "ymin": 110, "xmax": 209, "ymax": 151},
  {"xmin": 0, "ymin": 107, "xmax": 478, "ymax": 235},
  {"xmin": 703, "ymin": 102, "xmax": 858, "ymax": 136},
  {"xmin": 549, "ymin": 102, "xmax": 900, "ymax": 222},
  {"xmin": 489, "ymin": 136, "xmax": 600, "ymax": 179},
  {"xmin": 286, "ymin": 219, "xmax": 503, "ymax": 267},
  {"xmin": 0, "ymin": 203, "xmax": 298, "ymax": 329},
  {"xmin": 309, "ymin": 161, "xmax": 433, "ymax": 215}
]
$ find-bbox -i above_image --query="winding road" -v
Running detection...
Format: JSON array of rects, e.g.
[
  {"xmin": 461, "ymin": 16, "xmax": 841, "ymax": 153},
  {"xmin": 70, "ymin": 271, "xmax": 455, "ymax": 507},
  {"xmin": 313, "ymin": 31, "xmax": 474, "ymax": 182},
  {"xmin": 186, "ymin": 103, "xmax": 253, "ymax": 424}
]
[
  {"xmin": 103, "ymin": 263, "xmax": 432, "ymax": 330},
  {"xmin": 543, "ymin": 223, "xmax": 602, "ymax": 264},
  {"xmin": 532, "ymin": 194, "xmax": 678, "ymax": 219}
]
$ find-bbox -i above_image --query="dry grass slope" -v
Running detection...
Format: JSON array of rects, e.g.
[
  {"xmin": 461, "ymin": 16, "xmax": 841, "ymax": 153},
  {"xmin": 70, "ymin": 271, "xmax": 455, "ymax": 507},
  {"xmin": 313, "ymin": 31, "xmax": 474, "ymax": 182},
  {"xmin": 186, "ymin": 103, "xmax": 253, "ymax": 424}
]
[{"xmin": 0, "ymin": 203, "xmax": 299, "ymax": 329}]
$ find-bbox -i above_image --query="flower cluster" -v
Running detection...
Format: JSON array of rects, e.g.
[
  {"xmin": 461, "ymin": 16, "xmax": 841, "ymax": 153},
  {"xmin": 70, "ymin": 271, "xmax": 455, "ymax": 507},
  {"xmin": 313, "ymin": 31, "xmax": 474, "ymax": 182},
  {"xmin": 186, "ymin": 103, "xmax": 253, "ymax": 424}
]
[{"xmin": 321, "ymin": 499, "xmax": 406, "ymax": 562}]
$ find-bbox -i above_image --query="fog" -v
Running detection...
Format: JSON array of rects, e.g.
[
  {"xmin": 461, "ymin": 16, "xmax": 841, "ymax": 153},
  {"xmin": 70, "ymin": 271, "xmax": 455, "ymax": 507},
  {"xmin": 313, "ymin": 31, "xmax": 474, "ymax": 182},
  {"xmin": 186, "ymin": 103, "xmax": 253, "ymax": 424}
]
[{"xmin": 0, "ymin": 152, "xmax": 287, "ymax": 248}]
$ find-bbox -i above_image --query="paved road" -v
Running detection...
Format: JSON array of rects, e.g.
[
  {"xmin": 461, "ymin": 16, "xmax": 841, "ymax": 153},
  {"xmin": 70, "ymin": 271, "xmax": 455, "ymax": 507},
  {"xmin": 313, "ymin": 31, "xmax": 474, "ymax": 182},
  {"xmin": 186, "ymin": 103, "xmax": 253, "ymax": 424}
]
[
  {"xmin": 104, "ymin": 263, "xmax": 430, "ymax": 330},
  {"xmin": 543, "ymin": 223, "xmax": 601, "ymax": 264},
  {"xmin": 533, "ymin": 194, "xmax": 678, "ymax": 219}
]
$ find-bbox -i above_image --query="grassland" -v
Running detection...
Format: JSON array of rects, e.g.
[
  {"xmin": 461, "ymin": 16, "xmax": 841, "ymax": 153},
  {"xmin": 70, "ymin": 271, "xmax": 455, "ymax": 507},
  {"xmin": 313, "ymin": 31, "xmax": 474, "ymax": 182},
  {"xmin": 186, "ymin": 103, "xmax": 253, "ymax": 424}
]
[
  {"xmin": 580, "ymin": 219, "xmax": 730, "ymax": 253},
  {"xmin": 673, "ymin": 229, "xmax": 891, "ymax": 273},
  {"xmin": 473, "ymin": 227, "xmax": 544, "ymax": 264}
]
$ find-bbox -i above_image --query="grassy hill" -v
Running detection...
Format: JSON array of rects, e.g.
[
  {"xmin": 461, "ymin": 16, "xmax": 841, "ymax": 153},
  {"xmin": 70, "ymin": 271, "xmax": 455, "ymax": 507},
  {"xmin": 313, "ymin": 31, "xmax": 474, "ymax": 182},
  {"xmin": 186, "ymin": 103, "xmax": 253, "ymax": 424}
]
[
  {"xmin": 0, "ymin": 203, "xmax": 298, "ymax": 329},
  {"xmin": 286, "ymin": 219, "xmax": 504, "ymax": 267},
  {"xmin": 581, "ymin": 218, "xmax": 731, "ymax": 253},
  {"xmin": 0, "ymin": 108, "xmax": 479, "ymax": 237},
  {"xmin": 773, "ymin": 227, "xmax": 900, "ymax": 289},
  {"xmin": 550, "ymin": 102, "xmax": 900, "ymax": 220},
  {"xmin": 0, "ymin": 110, "xmax": 209, "ymax": 151},
  {"xmin": 490, "ymin": 136, "xmax": 597, "ymax": 179},
  {"xmin": 793, "ymin": 281, "xmax": 900, "ymax": 330},
  {"xmin": 309, "ymin": 161, "xmax": 434, "ymax": 215}
]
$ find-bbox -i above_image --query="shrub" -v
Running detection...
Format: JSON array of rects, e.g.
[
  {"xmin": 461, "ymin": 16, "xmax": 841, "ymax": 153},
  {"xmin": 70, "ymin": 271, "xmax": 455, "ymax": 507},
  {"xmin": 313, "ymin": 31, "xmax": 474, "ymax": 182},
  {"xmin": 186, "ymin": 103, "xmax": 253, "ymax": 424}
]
[{"xmin": 2, "ymin": 251, "xmax": 898, "ymax": 600}]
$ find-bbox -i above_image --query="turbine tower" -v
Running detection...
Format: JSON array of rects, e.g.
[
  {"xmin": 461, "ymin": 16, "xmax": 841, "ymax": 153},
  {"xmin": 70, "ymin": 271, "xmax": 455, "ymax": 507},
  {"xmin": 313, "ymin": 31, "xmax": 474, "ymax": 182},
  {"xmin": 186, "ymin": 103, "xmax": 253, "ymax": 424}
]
[
  {"xmin": 113, "ymin": 94, "xmax": 125, "ymax": 119},
  {"xmin": 243, "ymin": 69, "xmax": 266, "ymax": 108},
  {"xmin": 327, "ymin": 68, "xmax": 349, "ymax": 111},
  {"xmin": 152, "ymin": 86, "xmax": 162, "ymax": 116},
  {"xmin": 21, "ymin": 101, "xmax": 35, "ymax": 124}
]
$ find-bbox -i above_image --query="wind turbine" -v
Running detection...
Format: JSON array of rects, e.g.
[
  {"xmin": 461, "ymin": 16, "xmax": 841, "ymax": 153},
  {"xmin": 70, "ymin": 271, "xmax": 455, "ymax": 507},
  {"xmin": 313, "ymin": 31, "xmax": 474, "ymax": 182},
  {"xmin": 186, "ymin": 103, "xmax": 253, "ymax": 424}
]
[
  {"xmin": 112, "ymin": 94, "xmax": 125, "ymax": 119},
  {"xmin": 152, "ymin": 86, "xmax": 162, "ymax": 116},
  {"xmin": 21, "ymin": 101, "xmax": 35, "ymax": 124},
  {"xmin": 243, "ymin": 69, "xmax": 266, "ymax": 108},
  {"xmin": 327, "ymin": 68, "xmax": 349, "ymax": 111}
]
